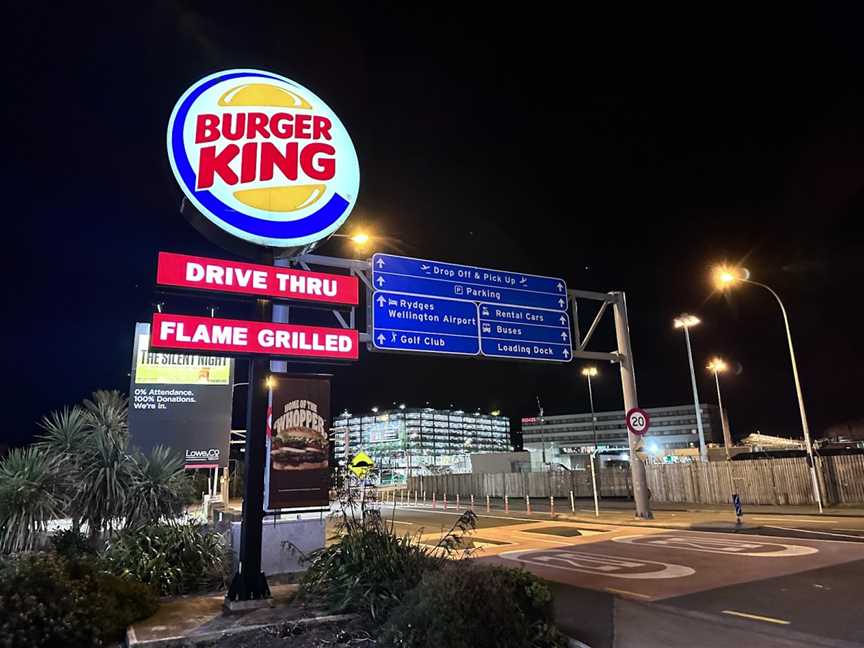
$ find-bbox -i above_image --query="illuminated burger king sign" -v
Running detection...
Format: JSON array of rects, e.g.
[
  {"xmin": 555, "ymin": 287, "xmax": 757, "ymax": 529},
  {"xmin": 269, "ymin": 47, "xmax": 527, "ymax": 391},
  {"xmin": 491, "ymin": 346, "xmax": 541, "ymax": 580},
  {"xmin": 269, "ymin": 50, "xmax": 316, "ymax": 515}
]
[{"xmin": 167, "ymin": 69, "xmax": 359, "ymax": 250}]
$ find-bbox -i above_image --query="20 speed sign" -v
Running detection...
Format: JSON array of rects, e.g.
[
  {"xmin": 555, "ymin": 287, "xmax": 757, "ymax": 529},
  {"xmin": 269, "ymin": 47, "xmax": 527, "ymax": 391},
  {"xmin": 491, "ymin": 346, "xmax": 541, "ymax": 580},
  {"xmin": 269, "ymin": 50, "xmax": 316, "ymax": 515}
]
[{"xmin": 626, "ymin": 407, "xmax": 650, "ymax": 436}]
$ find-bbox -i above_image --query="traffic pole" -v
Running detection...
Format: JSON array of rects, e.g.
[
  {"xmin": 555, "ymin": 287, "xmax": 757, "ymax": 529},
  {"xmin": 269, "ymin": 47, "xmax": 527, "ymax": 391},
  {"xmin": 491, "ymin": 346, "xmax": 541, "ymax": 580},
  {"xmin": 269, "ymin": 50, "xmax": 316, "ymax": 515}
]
[
  {"xmin": 590, "ymin": 451, "xmax": 600, "ymax": 517},
  {"xmin": 486, "ymin": 495, "xmax": 490, "ymax": 513},
  {"xmin": 505, "ymin": 495, "xmax": 509, "ymax": 513},
  {"xmin": 570, "ymin": 489, "xmax": 575, "ymax": 513},
  {"xmin": 612, "ymin": 292, "xmax": 653, "ymax": 519},
  {"xmin": 470, "ymin": 494, "xmax": 474, "ymax": 510},
  {"xmin": 550, "ymin": 496, "xmax": 554, "ymax": 517},
  {"xmin": 525, "ymin": 495, "xmax": 531, "ymax": 514}
]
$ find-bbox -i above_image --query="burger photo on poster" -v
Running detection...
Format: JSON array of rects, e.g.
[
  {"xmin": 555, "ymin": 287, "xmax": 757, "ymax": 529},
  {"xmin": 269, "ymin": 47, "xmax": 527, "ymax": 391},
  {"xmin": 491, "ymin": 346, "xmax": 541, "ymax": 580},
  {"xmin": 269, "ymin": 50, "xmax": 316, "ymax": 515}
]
[{"xmin": 270, "ymin": 406, "xmax": 327, "ymax": 471}]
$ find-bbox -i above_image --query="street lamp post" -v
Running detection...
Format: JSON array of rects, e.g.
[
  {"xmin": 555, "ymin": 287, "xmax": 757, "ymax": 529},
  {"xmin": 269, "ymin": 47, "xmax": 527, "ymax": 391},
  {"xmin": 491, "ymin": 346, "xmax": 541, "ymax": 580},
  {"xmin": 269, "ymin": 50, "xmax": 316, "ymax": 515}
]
[
  {"xmin": 674, "ymin": 314, "xmax": 708, "ymax": 461},
  {"xmin": 707, "ymin": 358, "xmax": 732, "ymax": 459},
  {"xmin": 581, "ymin": 367, "xmax": 599, "ymax": 448},
  {"xmin": 714, "ymin": 267, "xmax": 824, "ymax": 512}
]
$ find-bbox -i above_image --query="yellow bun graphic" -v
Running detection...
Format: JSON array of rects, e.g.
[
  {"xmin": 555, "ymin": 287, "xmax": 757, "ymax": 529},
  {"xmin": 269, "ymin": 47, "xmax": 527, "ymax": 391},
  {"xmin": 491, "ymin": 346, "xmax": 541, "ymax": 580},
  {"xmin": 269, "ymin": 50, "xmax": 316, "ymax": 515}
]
[
  {"xmin": 234, "ymin": 184, "xmax": 326, "ymax": 212},
  {"xmin": 217, "ymin": 82, "xmax": 321, "ymax": 211},
  {"xmin": 218, "ymin": 83, "xmax": 312, "ymax": 109}
]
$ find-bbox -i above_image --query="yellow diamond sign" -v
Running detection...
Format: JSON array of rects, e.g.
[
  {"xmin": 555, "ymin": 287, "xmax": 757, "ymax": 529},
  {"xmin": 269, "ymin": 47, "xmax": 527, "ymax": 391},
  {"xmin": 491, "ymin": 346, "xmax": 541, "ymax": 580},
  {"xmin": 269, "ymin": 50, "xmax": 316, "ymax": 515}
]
[{"xmin": 349, "ymin": 451, "xmax": 374, "ymax": 478}]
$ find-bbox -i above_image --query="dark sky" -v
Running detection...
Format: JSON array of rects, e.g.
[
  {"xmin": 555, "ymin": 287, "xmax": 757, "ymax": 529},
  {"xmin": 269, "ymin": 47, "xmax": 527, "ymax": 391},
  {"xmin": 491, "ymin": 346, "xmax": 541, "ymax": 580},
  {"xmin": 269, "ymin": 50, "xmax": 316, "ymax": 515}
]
[{"xmin": 5, "ymin": 3, "xmax": 864, "ymax": 447}]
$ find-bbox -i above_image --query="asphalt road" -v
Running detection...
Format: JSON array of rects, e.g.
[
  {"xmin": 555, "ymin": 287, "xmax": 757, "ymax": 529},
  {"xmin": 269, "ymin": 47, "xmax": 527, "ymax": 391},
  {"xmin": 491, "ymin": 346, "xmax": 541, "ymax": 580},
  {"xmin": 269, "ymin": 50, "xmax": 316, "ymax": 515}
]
[{"xmin": 378, "ymin": 504, "xmax": 864, "ymax": 647}]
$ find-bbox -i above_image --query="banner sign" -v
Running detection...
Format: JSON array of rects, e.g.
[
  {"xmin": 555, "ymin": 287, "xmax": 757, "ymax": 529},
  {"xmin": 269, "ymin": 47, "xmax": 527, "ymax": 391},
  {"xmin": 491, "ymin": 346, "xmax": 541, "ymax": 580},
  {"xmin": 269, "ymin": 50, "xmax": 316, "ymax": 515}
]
[
  {"xmin": 156, "ymin": 251, "xmax": 358, "ymax": 305},
  {"xmin": 150, "ymin": 313, "xmax": 359, "ymax": 360},
  {"xmin": 264, "ymin": 375, "xmax": 330, "ymax": 510},
  {"xmin": 128, "ymin": 323, "xmax": 233, "ymax": 468}
]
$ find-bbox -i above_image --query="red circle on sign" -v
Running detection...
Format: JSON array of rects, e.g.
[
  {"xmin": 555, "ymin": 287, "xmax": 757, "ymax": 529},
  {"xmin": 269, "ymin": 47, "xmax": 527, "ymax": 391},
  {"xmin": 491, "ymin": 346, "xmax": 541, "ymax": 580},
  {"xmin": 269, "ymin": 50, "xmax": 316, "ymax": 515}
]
[{"xmin": 626, "ymin": 407, "xmax": 650, "ymax": 436}]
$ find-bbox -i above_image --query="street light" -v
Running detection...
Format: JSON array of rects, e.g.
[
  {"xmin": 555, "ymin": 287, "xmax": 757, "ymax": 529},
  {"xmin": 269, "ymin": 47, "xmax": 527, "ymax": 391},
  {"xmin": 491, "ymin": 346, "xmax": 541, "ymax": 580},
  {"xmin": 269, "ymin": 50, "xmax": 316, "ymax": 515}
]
[
  {"xmin": 330, "ymin": 231, "xmax": 372, "ymax": 249},
  {"xmin": 581, "ymin": 366, "xmax": 601, "ymax": 516},
  {"xmin": 673, "ymin": 313, "xmax": 708, "ymax": 461},
  {"xmin": 706, "ymin": 357, "xmax": 733, "ymax": 459},
  {"xmin": 581, "ymin": 366, "xmax": 599, "ymax": 448},
  {"xmin": 713, "ymin": 265, "xmax": 824, "ymax": 512}
]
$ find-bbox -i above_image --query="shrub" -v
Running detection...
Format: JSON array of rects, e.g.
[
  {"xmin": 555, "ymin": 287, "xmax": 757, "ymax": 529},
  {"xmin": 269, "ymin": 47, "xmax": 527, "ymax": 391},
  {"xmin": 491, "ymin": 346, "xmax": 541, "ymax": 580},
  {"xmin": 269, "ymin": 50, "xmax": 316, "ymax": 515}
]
[
  {"xmin": 103, "ymin": 522, "xmax": 227, "ymax": 595},
  {"xmin": 379, "ymin": 564, "xmax": 566, "ymax": 648},
  {"xmin": 50, "ymin": 529, "xmax": 95, "ymax": 562},
  {"xmin": 300, "ymin": 496, "xmax": 477, "ymax": 623},
  {"xmin": 0, "ymin": 552, "xmax": 158, "ymax": 647}
]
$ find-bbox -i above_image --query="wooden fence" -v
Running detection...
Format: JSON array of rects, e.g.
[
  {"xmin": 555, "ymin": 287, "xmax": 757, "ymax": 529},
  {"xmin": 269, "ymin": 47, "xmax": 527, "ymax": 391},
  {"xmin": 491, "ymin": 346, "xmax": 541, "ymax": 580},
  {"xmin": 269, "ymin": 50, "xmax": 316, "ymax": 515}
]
[{"xmin": 407, "ymin": 455, "xmax": 864, "ymax": 507}]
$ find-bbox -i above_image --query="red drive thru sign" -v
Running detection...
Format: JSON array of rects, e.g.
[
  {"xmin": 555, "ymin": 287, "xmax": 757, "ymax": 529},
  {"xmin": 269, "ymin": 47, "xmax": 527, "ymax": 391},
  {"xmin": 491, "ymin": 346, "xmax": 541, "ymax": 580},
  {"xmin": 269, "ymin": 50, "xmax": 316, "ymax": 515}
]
[
  {"xmin": 151, "ymin": 313, "xmax": 359, "ymax": 360},
  {"xmin": 156, "ymin": 252, "xmax": 358, "ymax": 305}
]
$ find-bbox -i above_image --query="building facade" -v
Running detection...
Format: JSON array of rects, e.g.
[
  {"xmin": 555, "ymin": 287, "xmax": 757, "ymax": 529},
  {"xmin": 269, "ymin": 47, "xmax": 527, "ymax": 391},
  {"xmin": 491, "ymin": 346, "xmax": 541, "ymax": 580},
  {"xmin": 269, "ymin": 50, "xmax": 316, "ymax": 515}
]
[
  {"xmin": 332, "ymin": 407, "xmax": 511, "ymax": 483},
  {"xmin": 521, "ymin": 403, "xmax": 723, "ymax": 468}
]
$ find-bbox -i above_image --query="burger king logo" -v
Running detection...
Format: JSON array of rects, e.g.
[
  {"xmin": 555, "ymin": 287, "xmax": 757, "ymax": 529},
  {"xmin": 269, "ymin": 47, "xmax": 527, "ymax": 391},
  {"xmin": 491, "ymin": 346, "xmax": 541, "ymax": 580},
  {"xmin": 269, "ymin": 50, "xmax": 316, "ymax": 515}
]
[{"xmin": 167, "ymin": 69, "xmax": 359, "ymax": 249}]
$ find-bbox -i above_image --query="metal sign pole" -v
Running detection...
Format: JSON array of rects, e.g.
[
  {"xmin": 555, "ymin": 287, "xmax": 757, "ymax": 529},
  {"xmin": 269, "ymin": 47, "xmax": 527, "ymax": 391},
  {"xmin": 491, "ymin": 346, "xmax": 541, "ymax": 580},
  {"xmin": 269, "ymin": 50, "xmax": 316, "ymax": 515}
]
[
  {"xmin": 227, "ymin": 298, "xmax": 272, "ymax": 602},
  {"xmin": 611, "ymin": 292, "xmax": 652, "ymax": 519}
]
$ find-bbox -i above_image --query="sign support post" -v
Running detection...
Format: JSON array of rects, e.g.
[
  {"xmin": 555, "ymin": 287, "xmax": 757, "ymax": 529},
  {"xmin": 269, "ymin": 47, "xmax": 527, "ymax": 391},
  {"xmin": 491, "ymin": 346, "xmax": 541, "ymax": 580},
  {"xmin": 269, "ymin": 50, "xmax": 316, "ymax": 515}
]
[
  {"xmin": 612, "ymin": 292, "xmax": 652, "ymax": 519},
  {"xmin": 227, "ymin": 298, "xmax": 273, "ymax": 602}
]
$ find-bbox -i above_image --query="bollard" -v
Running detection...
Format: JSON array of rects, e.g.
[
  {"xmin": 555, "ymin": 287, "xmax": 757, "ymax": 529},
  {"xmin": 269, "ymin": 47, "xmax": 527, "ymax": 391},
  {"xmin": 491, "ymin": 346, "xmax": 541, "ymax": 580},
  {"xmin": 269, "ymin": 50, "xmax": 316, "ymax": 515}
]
[
  {"xmin": 526, "ymin": 495, "xmax": 531, "ymax": 514},
  {"xmin": 456, "ymin": 494, "xmax": 460, "ymax": 509},
  {"xmin": 423, "ymin": 490, "xmax": 427, "ymax": 504},
  {"xmin": 414, "ymin": 490, "xmax": 419, "ymax": 507},
  {"xmin": 432, "ymin": 492, "xmax": 437, "ymax": 509},
  {"xmin": 505, "ymin": 495, "xmax": 509, "ymax": 513},
  {"xmin": 570, "ymin": 490, "xmax": 575, "ymax": 513},
  {"xmin": 400, "ymin": 490, "xmax": 404, "ymax": 506},
  {"xmin": 486, "ymin": 494, "xmax": 491, "ymax": 513},
  {"xmin": 470, "ymin": 494, "xmax": 474, "ymax": 510},
  {"xmin": 443, "ymin": 493, "xmax": 448, "ymax": 510},
  {"xmin": 550, "ymin": 496, "xmax": 555, "ymax": 517}
]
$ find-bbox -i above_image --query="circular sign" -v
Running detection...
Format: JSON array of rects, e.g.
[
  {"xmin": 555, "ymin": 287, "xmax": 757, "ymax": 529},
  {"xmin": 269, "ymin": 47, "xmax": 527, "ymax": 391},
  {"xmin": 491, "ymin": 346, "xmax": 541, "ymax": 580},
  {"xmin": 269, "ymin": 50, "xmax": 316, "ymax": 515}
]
[
  {"xmin": 167, "ymin": 69, "xmax": 360, "ymax": 250},
  {"xmin": 625, "ymin": 407, "xmax": 650, "ymax": 436}
]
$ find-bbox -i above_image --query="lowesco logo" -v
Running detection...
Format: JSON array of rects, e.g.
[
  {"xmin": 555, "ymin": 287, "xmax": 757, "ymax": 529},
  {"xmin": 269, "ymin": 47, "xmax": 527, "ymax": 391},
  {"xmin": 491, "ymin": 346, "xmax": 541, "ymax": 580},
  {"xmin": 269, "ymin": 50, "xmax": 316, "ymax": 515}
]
[
  {"xmin": 167, "ymin": 69, "xmax": 360, "ymax": 249},
  {"xmin": 186, "ymin": 448, "xmax": 221, "ymax": 461}
]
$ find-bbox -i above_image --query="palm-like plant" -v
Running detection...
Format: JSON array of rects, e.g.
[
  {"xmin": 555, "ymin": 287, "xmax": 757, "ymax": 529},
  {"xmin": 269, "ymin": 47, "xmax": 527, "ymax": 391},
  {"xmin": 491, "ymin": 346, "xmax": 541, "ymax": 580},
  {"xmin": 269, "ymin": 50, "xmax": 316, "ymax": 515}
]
[
  {"xmin": 125, "ymin": 446, "xmax": 192, "ymax": 529},
  {"xmin": 76, "ymin": 425, "xmax": 133, "ymax": 539},
  {"xmin": 83, "ymin": 390, "xmax": 129, "ymax": 445},
  {"xmin": 35, "ymin": 406, "xmax": 89, "ymax": 531},
  {"xmin": 0, "ymin": 447, "xmax": 65, "ymax": 553}
]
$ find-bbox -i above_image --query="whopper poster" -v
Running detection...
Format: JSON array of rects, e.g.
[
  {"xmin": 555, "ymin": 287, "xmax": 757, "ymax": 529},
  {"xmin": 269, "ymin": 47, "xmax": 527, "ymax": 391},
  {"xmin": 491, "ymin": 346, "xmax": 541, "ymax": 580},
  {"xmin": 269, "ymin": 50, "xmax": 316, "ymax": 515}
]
[
  {"xmin": 128, "ymin": 322, "xmax": 234, "ymax": 468},
  {"xmin": 265, "ymin": 375, "xmax": 331, "ymax": 510}
]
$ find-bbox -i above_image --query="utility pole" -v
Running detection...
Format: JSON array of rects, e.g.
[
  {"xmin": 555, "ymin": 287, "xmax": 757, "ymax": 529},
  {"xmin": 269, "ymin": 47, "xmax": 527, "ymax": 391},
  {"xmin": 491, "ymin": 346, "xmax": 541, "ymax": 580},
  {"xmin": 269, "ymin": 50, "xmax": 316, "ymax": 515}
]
[{"xmin": 612, "ymin": 292, "xmax": 652, "ymax": 519}]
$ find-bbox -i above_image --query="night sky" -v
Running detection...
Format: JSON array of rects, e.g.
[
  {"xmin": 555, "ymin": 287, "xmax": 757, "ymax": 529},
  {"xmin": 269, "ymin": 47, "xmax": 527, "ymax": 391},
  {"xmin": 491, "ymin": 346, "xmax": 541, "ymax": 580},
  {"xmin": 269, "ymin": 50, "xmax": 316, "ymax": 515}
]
[{"xmin": 6, "ymin": 4, "xmax": 864, "ymax": 447}]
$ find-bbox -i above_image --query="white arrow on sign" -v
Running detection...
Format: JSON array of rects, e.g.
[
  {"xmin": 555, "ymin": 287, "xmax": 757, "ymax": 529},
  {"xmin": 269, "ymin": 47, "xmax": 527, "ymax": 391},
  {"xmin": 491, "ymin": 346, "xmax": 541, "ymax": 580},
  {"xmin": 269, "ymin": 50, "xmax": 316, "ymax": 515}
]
[
  {"xmin": 376, "ymin": 257, "xmax": 385, "ymax": 268},
  {"xmin": 558, "ymin": 298, "xmax": 565, "ymax": 308},
  {"xmin": 559, "ymin": 315, "xmax": 566, "ymax": 324},
  {"xmin": 560, "ymin": 331, "xmax": 568, "ymax": 340},
  {"xmin": 376, "ymin": 276, "xmax": 385, "ymax": 287},
  {"xmin": 556, "ymin": 282, "xmax": 564, "ymax": 292},
  {"xmin": 563, "ymin": 348, "xmax": 570, "ymax": 358},
  {"xmin": 377, "ymin": 295, "xmax": 386, "ymax": 307},
  {"xmin": 377, "ymin": 334, "xmax": 386, "ymax": 344}
]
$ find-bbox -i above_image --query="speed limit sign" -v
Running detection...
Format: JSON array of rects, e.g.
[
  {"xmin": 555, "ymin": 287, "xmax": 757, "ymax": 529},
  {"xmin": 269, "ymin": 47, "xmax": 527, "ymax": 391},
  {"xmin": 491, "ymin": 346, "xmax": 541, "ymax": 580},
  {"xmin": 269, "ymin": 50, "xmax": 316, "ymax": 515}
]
[{"xmin": 626, "ymin": 407, "xmax": 650, "ymax": 436}]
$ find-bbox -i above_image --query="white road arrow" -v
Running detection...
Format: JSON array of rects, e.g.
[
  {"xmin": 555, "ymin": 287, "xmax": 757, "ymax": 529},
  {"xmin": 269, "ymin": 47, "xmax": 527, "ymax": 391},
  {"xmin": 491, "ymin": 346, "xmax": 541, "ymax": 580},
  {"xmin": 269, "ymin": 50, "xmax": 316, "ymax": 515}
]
[
  {"xmin": 376, "ymin": 276, "xmax": 385, "ymax": 287},
  {"xmin": 377, "ymin": 334, "xmax": 386, "ymax": 344},
  {"xmin": 376, "ymin": 257, "xmax": 385, "ymax": 268},
  {"xmin": 377, "ymin": 295, "xmax": 386, "ymax": 307}
]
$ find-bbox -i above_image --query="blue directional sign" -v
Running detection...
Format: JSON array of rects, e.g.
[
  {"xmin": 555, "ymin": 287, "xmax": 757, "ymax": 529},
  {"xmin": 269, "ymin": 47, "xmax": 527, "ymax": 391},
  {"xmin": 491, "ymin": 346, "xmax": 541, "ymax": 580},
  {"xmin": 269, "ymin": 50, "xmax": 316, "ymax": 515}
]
[
  {"xmin": 372, "ymin": 291, "xmax": 479, "ymax": 356},
  {"xmin": 373, "ymin": 254, "xmax": 568, "ymax": 312},
  {"xmin": 478, "ymin": 303, "xmax": 572, "ymax": 362}
]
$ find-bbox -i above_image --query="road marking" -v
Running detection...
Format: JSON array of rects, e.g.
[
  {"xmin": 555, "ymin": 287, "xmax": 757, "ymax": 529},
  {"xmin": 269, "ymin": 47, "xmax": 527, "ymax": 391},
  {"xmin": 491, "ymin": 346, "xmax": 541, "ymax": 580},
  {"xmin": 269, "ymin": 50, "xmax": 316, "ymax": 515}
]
[
  {"xmin": 722, "ymin": 610, "xmax": 790, "ymax": 625},
  {"xmin": 605, "ymin": 587, "xmax": 652, "ymax": 599},
  {"xmin": 612, "ymin": 534, "xmax": 818, "ymax": 557},
  {"xmin": 390, "ymin": 520, "xmax": 413, "ymax": 525},
  {"xmin": 501, "ymin": 549, "xmax": 695, "ymax": 579},
  {"xmin": 834, "ymin": 528, "xmax": 864, "ymax": 533},
  {"xmin": 396, "ymin": 506, "xmax": 541, "ymax": 524},
  {"xmin": 752, "ymin": 517, "xmax": 838, "ymax": 524},
  {"xmin": 765, "ymin": 525, "xmax": 864, "ymax": 540}
]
